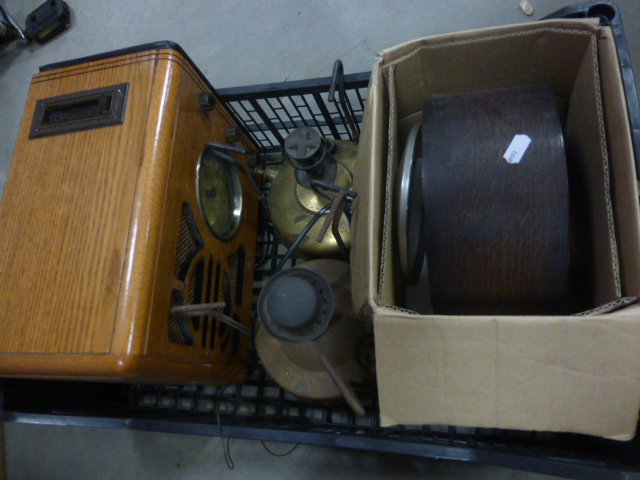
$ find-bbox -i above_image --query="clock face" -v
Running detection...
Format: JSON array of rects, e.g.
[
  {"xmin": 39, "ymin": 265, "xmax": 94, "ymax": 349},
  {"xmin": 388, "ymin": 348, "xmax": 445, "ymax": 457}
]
[{"xmin": 196, "ymin": 149, "xmax": 243, "ymax": 241}]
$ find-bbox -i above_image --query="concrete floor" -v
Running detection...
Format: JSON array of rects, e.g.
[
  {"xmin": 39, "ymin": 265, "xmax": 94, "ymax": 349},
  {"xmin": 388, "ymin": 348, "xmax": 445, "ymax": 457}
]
[
  {"xmin": 4, "ymin": 423, "xmax": 564, "ymax": 480},
  {"xmin": 0, "ymin": 0, "xmax": 639, "ymax": 478}
]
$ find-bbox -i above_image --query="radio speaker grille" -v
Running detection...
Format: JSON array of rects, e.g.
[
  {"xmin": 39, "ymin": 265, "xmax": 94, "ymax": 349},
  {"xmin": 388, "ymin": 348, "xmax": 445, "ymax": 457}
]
[
  {"xmin": 169, "ymin": 245, "xmax": 246, "ymax": 353},
  {"xmin": 168, "ymin": 290, "xmax": 194, "ymax": 346},
  {"xmin": 175, "ymin": 202, "xmax": 204, "ymax": 282}
]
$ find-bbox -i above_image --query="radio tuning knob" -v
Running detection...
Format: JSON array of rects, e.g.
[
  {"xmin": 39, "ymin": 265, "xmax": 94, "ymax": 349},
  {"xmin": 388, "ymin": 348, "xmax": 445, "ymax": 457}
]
[
  {"xmin": 197, "ymin": 92, "xmax": 216, "ymax": 113},
  {"xmin": 225, "ymin": 126, "xmax": 242, "ymax": 144}
]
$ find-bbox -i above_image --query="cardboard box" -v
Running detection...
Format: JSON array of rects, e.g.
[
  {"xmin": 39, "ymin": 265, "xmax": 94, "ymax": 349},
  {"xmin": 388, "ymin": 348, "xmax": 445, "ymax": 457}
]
[{"xmin": 351, "ymin": 19, "xmax": 640, "ymax": 440}]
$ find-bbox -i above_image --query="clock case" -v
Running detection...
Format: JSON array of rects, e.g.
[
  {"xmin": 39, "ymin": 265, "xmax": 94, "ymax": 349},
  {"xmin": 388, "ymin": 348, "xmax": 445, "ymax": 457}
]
[{"xmin": 0, "ymin": 42, "xmax": 259, "ymax": 383}]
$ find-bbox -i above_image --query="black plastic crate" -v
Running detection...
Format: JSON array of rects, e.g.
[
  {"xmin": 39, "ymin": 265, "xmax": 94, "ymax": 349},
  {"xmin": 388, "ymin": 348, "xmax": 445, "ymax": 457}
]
[{"xmin": 3, "ymin": 2, "xmax": 640, "ymax": 479}]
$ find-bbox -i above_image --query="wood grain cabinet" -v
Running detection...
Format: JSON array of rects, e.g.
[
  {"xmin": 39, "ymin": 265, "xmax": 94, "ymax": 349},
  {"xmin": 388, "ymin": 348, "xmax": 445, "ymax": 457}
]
[{"xmin": 0, "ymin": 43, "xmax": 258, "ymax": 383}]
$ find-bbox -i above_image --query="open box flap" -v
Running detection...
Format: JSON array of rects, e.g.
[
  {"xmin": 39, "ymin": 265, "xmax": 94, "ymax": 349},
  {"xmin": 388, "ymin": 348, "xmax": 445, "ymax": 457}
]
[
  {"xmin": 351, "ymin": 56, "xmax": 387, "ymax": 314},
  {"xmin": 373, "ymin": 306, "xmax": 640, "ymax": 440}
]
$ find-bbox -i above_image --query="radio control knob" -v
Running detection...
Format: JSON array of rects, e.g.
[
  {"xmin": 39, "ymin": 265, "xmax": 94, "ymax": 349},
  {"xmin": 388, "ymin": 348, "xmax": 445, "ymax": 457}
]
[
  {"xmin": 197, "ymin": 92, "xmax": 216, "ymax": 112},
  {"xmin": 225, "ymin": 125, "xmax": 242, "ymax": 144}
]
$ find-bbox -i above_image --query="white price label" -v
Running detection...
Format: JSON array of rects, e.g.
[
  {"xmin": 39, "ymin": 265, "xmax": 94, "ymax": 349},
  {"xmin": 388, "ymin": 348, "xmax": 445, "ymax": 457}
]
[{"xmin": 503, "ymin": 134, "xmax": 532, "ymax": 164}]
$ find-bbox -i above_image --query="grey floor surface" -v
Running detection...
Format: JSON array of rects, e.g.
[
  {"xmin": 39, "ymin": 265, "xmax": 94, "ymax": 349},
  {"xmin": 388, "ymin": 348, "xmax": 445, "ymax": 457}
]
[
  {"xmin": 4, "ymin": 423, "xmax": 562, "ymax": 480},
  {"xmin": 1, "ymin": 0, "xmax": 639, "ymax": 478}
]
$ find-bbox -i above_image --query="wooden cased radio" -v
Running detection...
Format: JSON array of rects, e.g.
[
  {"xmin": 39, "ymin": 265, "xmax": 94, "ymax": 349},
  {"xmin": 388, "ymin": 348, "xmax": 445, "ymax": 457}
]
[{"xmin": 0, "ymin": 42, "xmax": 259, "ymax": 383}]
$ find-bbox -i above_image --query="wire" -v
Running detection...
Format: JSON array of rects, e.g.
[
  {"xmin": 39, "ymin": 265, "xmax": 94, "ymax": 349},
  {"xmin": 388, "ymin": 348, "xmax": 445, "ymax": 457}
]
[
  {"xmin": 275, "ymin": 203, "xmax": 332, "ymax": 273},
  {"xmin": 255, "ymin": 205, "xmax": 274, "ymax": 268},
  {"xmin": 223, "ymin": 436, "xmax": 234, "ymax": 470},
  {"xmin": 310, "ymin": 179, "xmax": 358, "ymax": 200},
  {"xmin": 311, "ymin": 181, "xmax": 335, "ymax": 202},
  {"xmin": 216, "ymin": 364, "xmax": 299, "ymax": 468},
  {"xmin": 260, "ymin": 440, "xmax": 299, "ymax": 457},
  {"xmin": 204, "ymin": 143, "xmax": 267, "ymax": 205},
  {"xmin": 215, "ymin": 364, "xmax": 252, "ymax": 470}
]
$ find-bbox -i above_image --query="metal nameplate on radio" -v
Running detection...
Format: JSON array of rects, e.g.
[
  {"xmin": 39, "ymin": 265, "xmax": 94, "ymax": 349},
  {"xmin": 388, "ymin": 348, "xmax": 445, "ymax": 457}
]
[{"xmin": 29, "ymin": 82, "xmax": 129, "ymax": 138}]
